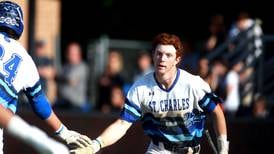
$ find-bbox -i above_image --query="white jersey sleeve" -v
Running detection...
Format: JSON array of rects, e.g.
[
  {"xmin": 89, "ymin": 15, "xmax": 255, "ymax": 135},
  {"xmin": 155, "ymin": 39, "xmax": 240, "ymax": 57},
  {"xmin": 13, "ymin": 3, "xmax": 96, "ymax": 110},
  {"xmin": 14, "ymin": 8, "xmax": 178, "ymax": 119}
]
[
  {"xmin": 22, "ymin": 55, "xmax": 40, "ymax": 89},
  {"xmin": 21, "ymin": 55, "xmax": 52, "ymax": 120},
  {"xmin": 120, "ymin": 80, "xmax": 143, "ymax": 123},
  {"xmin": 194, "ymin": 76, "xmax": 218, "ymax": 113},
  {"xmin": 194, "ymin": 76, "xmax": 211, "ymax": 100}
]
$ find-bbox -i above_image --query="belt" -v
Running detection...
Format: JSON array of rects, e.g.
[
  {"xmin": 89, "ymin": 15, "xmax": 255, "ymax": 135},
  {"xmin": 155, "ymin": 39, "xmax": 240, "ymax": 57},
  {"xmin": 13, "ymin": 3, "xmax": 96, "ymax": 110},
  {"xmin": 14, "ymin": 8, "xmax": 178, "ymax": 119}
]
[{"xmin": 152, "ymin": 139, "xmax": 200, "ymax": 153}]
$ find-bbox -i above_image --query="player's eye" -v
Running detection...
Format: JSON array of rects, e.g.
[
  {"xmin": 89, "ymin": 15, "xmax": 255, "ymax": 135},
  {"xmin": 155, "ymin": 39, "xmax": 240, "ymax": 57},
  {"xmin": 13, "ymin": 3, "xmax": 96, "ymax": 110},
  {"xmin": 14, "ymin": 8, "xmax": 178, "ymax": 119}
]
[
  {"xmin": 166, "ymin": 53, "xmax": 172, "ymax": 58},
  {"xmin": 156, "ymin": 52, "xmax": 163, "ymax": 57}
]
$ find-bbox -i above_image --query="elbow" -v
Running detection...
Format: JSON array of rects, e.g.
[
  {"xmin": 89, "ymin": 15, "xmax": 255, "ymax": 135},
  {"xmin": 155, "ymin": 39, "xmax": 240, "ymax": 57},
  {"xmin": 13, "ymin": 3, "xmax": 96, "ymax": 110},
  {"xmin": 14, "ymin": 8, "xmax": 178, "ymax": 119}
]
[
  {"xmin": 30, "ymin": 94, "xmax": 52, "ymax": 120},
  {"xmin": 117, "ymin": 119, "xmax": 132, "ymax": 134},
  {"xmin": 212, "ymin": 104, "xmax": 225, "ymax": 117}
]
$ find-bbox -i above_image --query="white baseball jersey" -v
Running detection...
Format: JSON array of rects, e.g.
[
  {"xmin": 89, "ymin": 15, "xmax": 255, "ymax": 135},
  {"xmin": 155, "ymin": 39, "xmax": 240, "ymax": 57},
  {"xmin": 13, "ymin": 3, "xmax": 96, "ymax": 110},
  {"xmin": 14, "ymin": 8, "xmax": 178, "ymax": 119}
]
[
  {"xmin": 0, "ymin": 33, "xmax": 51, "ymax": 115},
  {"xmin": 121, "ymin": 68, "xmax": 218, "ymax": 146},
  {"xmin": 0, "ymin": 33, "xmax": 36, "ymax": 112}
]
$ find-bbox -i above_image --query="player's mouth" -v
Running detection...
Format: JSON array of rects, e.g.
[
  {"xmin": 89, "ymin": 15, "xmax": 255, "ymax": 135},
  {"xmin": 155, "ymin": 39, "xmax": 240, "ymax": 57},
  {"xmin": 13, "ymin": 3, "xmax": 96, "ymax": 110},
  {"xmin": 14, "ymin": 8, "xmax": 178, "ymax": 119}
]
[{"xmin": 157, "ymin": 64, "xmax": 166, "ymax": 69}]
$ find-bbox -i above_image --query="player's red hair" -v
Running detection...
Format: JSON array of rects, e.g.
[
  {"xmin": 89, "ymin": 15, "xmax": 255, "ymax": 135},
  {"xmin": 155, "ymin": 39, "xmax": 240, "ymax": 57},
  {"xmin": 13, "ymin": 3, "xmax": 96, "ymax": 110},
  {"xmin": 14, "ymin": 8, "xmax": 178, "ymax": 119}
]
[{"xmin": 152, "ymin": 33, "xmax": 183, "ymax": 59}]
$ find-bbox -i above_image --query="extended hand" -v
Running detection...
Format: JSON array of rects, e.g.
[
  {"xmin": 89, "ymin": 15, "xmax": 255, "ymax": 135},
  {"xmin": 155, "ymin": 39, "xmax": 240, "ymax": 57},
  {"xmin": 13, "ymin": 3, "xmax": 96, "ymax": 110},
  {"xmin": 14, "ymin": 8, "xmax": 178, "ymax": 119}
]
[
  {"xmin": 55, "ymin": 125, "xmax": 91, "ymax": 149},
  {"xmin": 70, "ymin": 136, "xmax": 99, "ymax": 154}
]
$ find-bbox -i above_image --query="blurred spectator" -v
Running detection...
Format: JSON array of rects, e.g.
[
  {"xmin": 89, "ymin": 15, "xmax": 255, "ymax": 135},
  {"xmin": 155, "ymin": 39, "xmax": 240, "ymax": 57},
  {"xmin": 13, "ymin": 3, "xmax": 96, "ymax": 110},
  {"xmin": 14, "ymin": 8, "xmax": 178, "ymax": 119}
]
[
  {"xmin": 97, "ymin": 50, "xmax": 125, "ymax": 113},
  {"xmin": 179, "ymin": 41, "xmax": 199, "ymax": 74},
  {"xmin": 198, "ymin": 58, "xmax": 210, "ymax": 79},
  {"xmin": 227, "ymin": 11, "xmax": 263, "ymax": 65},
  {"xmin": 110, "ymin": 85, "xmax": 125, "ymax": 112},
  {"xmin": 56, "ymin": 42, "xmax": 90, "ymax": 112},
  {"xmin": 207, "ymin": 59, "xmax": 228, "ymax": 101},
  {"xmin": 252, "ymin": 95, "xmax": 269, "ymax": 119},
  {"xmin": 201, "ymin": 14, "xmax": 226, "ymax": 58},
  {"xmin": 33, "ymin": 40, "xmax": 57, "ymax": 104},
  {"xmin": 133, "ymin": 51, "xmax": 153, "ymax": 82},
  {"xmin": 223, "ymin": 61, "xmax": 244, "ymax": 116},
  {"xmin": 227, "ymin": 12, "xmax": 263, "ymax": 108}
]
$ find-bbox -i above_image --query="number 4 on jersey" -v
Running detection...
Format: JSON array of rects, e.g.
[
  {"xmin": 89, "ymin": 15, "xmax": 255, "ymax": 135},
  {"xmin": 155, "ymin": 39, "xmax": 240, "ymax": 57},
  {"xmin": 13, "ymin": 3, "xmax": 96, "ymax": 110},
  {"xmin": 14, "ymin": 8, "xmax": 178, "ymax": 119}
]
[{"xmin": 0, "ymin": 46, "xmax": 22, "ymax": 86}]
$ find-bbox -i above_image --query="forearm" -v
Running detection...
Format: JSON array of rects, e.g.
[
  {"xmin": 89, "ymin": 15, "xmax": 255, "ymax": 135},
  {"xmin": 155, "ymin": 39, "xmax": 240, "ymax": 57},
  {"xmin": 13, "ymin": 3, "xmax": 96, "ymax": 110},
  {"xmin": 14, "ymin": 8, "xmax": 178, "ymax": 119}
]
[
  {"xmin": 212, "ymin": 104, "xmax": 227, "ymax": 136},
  {"xmin": 98, "ymin": 118, "xmax": 132, "ymax": 148},
  {"xmin": 45, "ymin": 111, "xmax": 62, "ymax": 132},
  {"xmin": 0, "ymin": 105, "xmax": 14, "ymax": 128},
  {"xmin": 212, "ymin": 104, "xmax": 229, "ymax": 153},
  {"xmin": 27, "ymin": 90, "xmax": 62, "ymax": 131},
  {"xmin": 69, "ymin": 119, "xmax": 134, "ymax": 154}
]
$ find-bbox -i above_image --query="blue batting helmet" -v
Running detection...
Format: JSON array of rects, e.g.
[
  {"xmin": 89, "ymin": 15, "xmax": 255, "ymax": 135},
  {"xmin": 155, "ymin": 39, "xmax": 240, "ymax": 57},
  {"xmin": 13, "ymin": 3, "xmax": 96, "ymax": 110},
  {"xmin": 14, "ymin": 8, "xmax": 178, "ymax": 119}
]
[{"xmin": 0, "ymin": 1, "xmax": 24, "ymax": 39}]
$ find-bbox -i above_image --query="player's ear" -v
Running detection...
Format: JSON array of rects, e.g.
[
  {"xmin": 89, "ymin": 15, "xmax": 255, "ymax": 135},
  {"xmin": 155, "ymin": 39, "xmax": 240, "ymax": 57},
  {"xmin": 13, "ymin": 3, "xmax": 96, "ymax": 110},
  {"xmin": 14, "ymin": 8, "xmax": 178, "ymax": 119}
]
[{"xmin": 175, "ymin": 56, "xmax": 181, "ymax": 65}]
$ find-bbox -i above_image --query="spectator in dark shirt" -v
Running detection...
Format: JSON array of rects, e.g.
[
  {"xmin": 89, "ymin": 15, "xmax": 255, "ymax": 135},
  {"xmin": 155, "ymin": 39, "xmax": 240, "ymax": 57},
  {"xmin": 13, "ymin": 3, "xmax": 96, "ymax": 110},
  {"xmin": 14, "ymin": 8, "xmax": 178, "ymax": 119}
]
[{"xmin": 97, "ymin": 50, "xmax": 125, "ymax": 113}]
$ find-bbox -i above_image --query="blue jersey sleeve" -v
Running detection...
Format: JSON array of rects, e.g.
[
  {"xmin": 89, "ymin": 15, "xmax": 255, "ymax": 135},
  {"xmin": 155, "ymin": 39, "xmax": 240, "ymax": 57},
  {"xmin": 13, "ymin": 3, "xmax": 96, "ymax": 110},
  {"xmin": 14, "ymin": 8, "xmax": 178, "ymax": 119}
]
[
  {"xmin": 198, "ymin": 93, "xmax": 222, "ymax": 113},
  {"xmin": 24, "ymin": 81, "xmax": 52, "ymax": 120},
  {"xmin": 120, "ymin": 98, "xmax": 142, "ymax": 123}
]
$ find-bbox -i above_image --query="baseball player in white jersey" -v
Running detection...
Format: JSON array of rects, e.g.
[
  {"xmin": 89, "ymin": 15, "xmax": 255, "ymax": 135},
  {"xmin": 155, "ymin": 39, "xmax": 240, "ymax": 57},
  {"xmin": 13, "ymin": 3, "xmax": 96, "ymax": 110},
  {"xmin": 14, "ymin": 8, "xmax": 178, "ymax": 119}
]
[
  {"xmin": 0, "ymin": 1, "xmax": 88, "ymax": 153},
  {"xmin": 71, "ymin": 33, "xmax": 229, "ymax": 154}
]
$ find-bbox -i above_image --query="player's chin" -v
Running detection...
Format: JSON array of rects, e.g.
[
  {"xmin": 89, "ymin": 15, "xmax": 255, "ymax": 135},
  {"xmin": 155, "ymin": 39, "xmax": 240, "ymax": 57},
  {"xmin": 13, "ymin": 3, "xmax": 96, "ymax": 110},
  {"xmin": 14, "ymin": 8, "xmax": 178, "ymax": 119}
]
[{"xmin": 155, "ymin": 68, "xmax": 166, "ymax": 74}]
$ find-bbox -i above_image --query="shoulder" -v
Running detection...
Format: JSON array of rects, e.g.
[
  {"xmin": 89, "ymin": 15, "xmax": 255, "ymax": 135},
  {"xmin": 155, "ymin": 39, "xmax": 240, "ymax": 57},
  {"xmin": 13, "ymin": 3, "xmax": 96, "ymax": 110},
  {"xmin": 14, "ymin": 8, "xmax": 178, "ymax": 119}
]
[
  {"xmin": 0, "ymin": 34, "xmax": 25, "ymax": 50},
  {"xmin": 8, "ymin": 38, "xmax": 30, "ymax": 58},
  {"xmin": 129, "ymin": 72, "xmax": 154, "ymax": 91},
  {"xmin": 179, "ymin": 69, "xmax": 211, "ymax": 92},
  {"xmin": 134, "ymin": 72, "xmax": 154, "ymax": 86},
  {"xmin": 178, "ymin": 69, "xmax": 197, "ymax": 79},
  {"xmin": 1, "ymin": 37, "xmax": 32, "ymax": 62},
  {"xmin": 178, "ymin": 69, "xmax": 202, "ymax": 84}
]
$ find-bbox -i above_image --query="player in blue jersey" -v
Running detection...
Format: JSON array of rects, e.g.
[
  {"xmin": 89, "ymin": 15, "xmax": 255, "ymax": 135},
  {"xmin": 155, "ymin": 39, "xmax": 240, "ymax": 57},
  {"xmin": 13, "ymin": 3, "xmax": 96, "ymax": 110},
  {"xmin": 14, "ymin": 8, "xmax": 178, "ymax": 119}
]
[
  {"xmin": 0, "ymin": 1, "xmax": 87, "ymax": 153},
  {"xmin": 71, "ymin": 33, "xmax": 229, "ymax": 154}
]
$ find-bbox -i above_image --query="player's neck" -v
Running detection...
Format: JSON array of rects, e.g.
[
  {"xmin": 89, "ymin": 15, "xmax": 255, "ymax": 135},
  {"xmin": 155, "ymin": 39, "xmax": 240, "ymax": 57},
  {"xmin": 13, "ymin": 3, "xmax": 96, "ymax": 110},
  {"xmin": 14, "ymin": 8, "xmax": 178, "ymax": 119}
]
[{"xmin": 155, "ymin": 68, "xmax": 177, "ymax": 89}]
